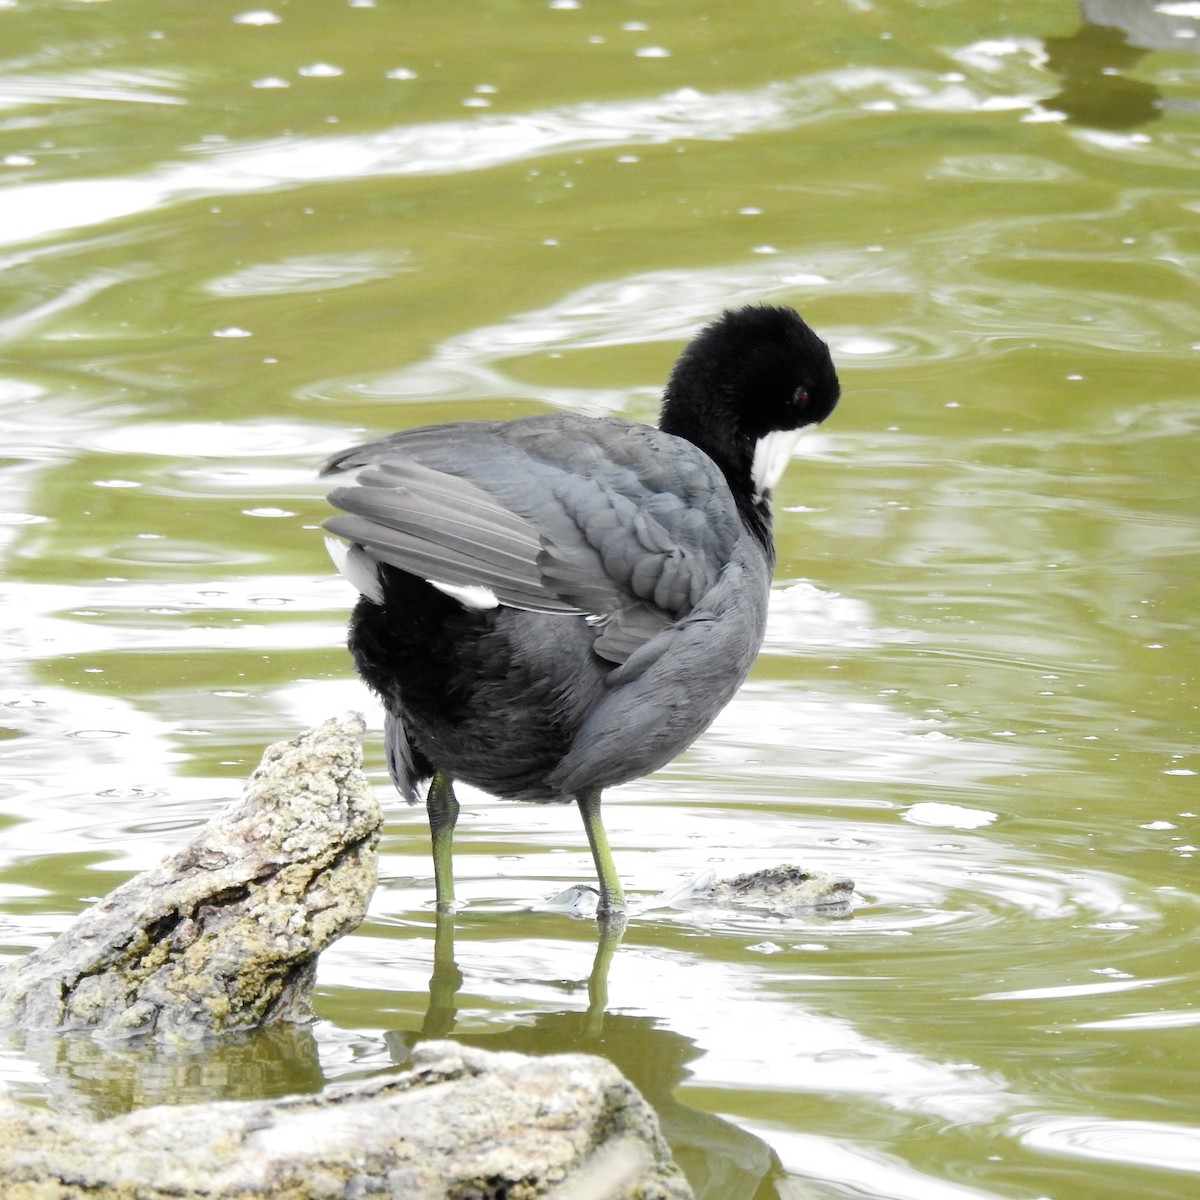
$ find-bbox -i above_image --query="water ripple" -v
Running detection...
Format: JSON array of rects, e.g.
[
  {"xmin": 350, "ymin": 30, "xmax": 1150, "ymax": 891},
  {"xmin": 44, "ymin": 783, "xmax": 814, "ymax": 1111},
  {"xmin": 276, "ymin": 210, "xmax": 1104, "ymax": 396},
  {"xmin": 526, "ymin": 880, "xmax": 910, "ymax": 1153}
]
[
  {"xmin": 203, "ymin": 251, "xmax": 415, "ymax": 297},
  {"xmin": 302, "ymin": 254, "xmax": 926, "ymax": 411},
  {"xmin": 1016, "ymin": 1115, "xmax": 1200, "ymax": 1174},
  {"xmin": 0, "ymin": 67, "xmax": 184, "ymax": 111},
  {"xmin": 0, "ymin": 65, "xmax": 1036, "ymax": 249},
  {"xmin": 930, "ymin": 153, "xmax": 1079, "ymax": 183}
]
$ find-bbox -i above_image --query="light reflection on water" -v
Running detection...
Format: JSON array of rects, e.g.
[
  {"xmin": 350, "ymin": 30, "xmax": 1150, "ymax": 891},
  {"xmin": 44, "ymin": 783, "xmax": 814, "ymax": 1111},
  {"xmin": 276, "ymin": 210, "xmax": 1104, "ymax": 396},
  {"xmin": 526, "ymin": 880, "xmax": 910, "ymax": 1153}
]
[
  {"xmin": 0, "ymin": 61, "xmax": 1065, "ymax": 250},
  {"xmin": 2, "ymin": 0, "xmax": 1199, "ymax": 1196},
  {"xmin": 1018, "ymin": 1116, "xmax": 1200, "ymax": 1175}
]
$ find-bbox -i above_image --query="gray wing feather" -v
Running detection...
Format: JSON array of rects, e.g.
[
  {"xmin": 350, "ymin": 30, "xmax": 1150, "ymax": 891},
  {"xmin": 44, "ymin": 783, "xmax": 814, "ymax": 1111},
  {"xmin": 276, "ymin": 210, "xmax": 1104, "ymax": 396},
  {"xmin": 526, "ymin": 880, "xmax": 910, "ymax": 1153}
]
[
  {"xmin": 384, "ymin": 710, "xmax": 421, "ymax": 802},
  {"xmin": 325, "ymin": 463, "xmax": 585, "ymax": 615},
  {"xmin": 591, "ymin": 603, "xmax": 672, "ymax": 665},
  {"xmin": 323, "ymin": 413, "xmax": 742, "ymax": 664}
]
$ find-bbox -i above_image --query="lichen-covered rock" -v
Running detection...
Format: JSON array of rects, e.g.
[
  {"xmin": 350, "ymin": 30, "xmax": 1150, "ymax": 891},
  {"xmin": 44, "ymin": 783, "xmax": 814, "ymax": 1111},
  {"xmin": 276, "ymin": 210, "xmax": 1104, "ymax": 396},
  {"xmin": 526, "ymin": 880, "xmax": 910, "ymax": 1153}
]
[
  {"xmin": 0, "ymin": 712, "xmax": 380, "ymax": 1040},
  {"xmin": 0, "ymin": 1041, "xmax": 694, "ymax": 1199},
  {"xmin": 684, "ymin": 865, "xmax": 855, "ymax": 915}
]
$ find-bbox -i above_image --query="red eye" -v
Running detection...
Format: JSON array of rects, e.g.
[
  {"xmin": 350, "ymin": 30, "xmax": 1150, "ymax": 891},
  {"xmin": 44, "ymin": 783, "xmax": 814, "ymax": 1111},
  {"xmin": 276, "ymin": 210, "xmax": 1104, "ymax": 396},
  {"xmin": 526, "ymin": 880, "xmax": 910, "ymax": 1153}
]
[{"xmin": 794, "ymin": 387, "xmax": 809, "ymax": 408}]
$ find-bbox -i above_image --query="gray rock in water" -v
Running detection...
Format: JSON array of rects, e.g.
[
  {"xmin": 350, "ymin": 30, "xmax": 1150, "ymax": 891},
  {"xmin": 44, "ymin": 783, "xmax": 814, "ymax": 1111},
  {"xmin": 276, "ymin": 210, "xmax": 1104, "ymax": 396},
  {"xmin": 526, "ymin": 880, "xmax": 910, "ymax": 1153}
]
[
  {"xmin": 0, "ymin": 715, "xmax": 696, "ymax": 1196},
  {"xmin": 0, "ymin": 712, "xmax": 381, "ymax": 1040},
  {"xmin": 682, "ymin": 865, "xmax": 855, "ymax": 916},
  {"xmin": 0, "ymin": 1040, "xmax": 694, "ymax": 1199}
]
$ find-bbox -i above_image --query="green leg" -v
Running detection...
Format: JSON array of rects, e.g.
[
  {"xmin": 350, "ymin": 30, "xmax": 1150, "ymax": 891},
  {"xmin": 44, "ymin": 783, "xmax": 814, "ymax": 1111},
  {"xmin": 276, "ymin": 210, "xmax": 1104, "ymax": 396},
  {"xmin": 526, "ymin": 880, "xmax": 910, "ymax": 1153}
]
[
  {"xmin": 426, "ymin": 771, "xmax": 460, "ymax": 910},
  {"xmin": 576, "ymin": 787, "xmax": 626, "ymax": 916}
]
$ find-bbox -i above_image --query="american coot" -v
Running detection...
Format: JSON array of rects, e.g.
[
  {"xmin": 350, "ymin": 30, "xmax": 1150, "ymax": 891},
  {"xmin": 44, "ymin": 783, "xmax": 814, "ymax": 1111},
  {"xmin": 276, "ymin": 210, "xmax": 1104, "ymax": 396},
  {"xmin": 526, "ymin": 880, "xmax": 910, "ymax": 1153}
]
[{"xmin": 322, "ymin": 305, "xmax": 840, "ymax": 916}]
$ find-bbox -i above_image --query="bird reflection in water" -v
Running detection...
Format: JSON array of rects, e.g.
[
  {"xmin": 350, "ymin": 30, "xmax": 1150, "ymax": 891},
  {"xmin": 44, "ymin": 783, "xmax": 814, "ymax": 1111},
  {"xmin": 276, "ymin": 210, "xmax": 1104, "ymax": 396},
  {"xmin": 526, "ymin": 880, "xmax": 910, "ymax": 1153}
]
[{"xmin": 389, "ymin": 910, "xmax": 790, "ymax": 1200}]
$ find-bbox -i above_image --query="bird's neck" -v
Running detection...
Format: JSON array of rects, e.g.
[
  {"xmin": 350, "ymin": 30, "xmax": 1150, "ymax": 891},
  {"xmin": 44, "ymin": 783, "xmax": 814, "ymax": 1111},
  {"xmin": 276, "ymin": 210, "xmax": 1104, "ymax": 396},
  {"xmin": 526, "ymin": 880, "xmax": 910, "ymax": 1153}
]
[{"xmin": 660, "ymin": 393, "xmax": 774, "ymax": 555}]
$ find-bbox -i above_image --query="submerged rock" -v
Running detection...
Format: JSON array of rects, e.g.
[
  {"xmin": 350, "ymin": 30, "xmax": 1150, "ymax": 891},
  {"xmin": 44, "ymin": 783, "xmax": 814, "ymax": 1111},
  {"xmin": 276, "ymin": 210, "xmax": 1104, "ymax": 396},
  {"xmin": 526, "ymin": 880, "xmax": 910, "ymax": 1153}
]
[
  {"xmin": 0, "ymin": 712, "xmax": 381, "ymax": 1040},
  {"xmin": 0, "ymin": 1040, "xmax": 692, "ymax": 1199},
  {"xmin": 673, "ymin": 865, "xmax": 855, "ymax": 916},
  {"xmin": 557, "ymin": 865, "xmax": 856, "ymax": 921}
]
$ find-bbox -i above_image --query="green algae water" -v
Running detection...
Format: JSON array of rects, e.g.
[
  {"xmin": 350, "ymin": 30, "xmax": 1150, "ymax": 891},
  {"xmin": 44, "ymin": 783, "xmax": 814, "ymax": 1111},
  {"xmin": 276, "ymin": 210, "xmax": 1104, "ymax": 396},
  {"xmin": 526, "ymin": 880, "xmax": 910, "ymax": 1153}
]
[{"xmin": 1, "ymin": 2, "xmax": 1198, "ymax": 1197}]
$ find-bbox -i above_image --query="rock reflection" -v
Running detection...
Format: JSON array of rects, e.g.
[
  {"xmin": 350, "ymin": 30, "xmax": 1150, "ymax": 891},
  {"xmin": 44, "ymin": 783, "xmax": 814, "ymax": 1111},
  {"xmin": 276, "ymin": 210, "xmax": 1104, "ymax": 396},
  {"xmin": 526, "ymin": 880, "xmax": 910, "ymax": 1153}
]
[{"xmin": 1, "ymin": 1022, "xmax": 323, "ymax": 1120}]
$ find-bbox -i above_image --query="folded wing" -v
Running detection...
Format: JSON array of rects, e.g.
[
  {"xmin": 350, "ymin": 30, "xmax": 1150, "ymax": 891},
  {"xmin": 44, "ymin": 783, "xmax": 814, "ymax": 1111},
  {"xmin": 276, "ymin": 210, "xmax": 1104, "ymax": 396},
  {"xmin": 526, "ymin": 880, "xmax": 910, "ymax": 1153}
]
[{"xmin": 322, "ymin": 413, "xmax": 740, "ymax": 665}]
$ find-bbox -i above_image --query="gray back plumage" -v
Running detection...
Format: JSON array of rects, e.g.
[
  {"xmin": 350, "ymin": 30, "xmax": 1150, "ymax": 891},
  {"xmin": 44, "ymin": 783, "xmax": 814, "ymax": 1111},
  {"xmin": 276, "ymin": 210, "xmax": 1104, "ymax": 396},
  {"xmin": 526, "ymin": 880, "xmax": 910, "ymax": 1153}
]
[{"xmin": 323, "ymin": 413, "xmax": 744, "ymax": 666}]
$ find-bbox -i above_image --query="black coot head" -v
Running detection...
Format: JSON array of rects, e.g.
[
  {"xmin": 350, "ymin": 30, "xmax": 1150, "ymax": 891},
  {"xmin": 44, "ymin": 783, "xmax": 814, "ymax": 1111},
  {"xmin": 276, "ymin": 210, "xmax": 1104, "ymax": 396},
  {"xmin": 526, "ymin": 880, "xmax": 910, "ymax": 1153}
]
[{"xmin": 660, "ymin": 304, "xmax": 840, "ymax": 500}]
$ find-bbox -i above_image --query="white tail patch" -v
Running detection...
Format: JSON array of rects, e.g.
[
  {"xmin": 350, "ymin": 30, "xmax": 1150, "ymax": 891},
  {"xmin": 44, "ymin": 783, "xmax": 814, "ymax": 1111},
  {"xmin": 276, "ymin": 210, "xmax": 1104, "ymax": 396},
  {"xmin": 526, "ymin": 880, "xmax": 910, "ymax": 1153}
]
[
  {"xmin": 429, "ymin": 580, "xmax": 500, "ymax": 610},
  {"xmin": 325, "ymin": 537, "xmax": 499, "ymax": 610},
  {"xmin": 324, "ymin": 536, "xmax": 384, "ymax": 604}
]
